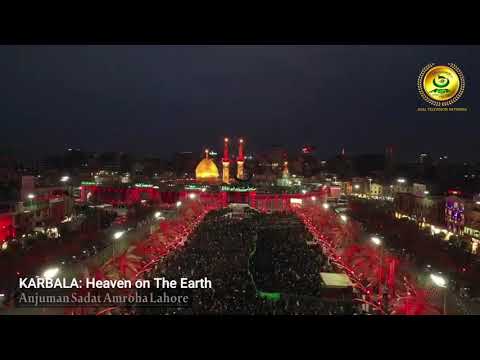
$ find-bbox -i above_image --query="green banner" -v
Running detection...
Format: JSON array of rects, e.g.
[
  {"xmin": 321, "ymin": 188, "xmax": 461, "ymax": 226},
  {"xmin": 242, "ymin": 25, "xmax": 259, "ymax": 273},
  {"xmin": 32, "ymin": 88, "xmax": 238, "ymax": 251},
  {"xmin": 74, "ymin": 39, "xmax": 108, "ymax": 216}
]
[{"xmin": 258, "ymin": 291, "xmax": 281, "ymax": 301}]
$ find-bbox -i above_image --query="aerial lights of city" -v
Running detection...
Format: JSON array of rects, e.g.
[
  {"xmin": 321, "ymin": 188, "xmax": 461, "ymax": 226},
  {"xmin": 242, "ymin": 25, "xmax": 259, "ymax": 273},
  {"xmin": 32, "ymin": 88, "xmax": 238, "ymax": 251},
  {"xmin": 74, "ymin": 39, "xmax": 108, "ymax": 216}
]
[{"xmin": 0, "ymin": 45, "xmax": 478, "ymax": 317}]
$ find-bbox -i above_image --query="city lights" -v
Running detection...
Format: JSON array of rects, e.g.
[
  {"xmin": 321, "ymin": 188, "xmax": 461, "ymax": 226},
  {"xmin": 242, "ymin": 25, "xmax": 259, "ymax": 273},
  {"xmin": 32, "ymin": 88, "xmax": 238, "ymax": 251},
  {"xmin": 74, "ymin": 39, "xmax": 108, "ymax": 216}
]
[{"xmin": 2, "ymin": 47, "xmax": 477, "ymax": 317}]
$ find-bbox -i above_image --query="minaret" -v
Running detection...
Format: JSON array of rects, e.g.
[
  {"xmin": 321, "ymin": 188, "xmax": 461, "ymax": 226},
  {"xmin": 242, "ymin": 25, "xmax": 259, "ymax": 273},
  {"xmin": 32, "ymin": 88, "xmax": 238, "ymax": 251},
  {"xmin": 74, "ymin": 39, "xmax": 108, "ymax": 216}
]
[
  {"xmin": 222, "ymin": 137, "xmax": 230, "ymax": 184},
  {"xmin": 237, "ymin": 138, "xmax": 245, "ymax": 179},
  {"xmin": 282, "ymin": 161, "xmax": 289, "ymax": 178}
]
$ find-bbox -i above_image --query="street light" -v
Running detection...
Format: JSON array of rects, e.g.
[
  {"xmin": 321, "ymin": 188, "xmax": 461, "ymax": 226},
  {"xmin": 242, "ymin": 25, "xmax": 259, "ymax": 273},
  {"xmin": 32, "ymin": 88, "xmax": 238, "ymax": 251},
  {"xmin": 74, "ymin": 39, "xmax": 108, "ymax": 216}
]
[
  {"xmin": 323, "ymin": 203, "xmax": 330, "ymax": 210},
  {"xmin": 301, "ymin": 189, "xmax": 307, "ymax": 194},
  {"xmin": 42, "ymin": 267, "xmax": 60, "ymax": 279},
  {"xmin": 27, "ymin": 193, "xmax": 35, "ymax": 209},
  {"xmin": 60, "ymin": 176, "xmax": 70, "ymax": 182},
  {"xmin": 397, "ymin": 178, "xmax": 406, "ymax": 184},
  {"xmin": 371, "ymin": 236, "xmax": 382, "ymax": 246},
  {"xmin": 113, "ymin": 231, "xmax": 125, "ymax": 240},
  {"xmin": 189, "ymin": 193, "xmax": 197, "ymax": 200},
  {"xmin": 311, "ymin": 196, "xmax": 316, "ymax": 201},
  {"xmin": 430, "ymin": 273, "xmax": 447, "ymax": 288},
  {"xmin": 176, "ymin": 201, "xmax": 182, "ymax": 208},
  {"xmin": 112, "ymin": 231, "xmax": 125, "ymax": 257},
  {"xmin": 154, "ymin": 211, "xmax": 162, "ymax": 219},
  {"xmin": 430, "ymin": 273, "xmax": 448, "ymax": 315},
  {"xmin": 340, "ymin": 214, "xmax": 347, "ymax": 223},
  {"xmin": 354, "ymin": 184, "xmax": 360, "ymax": 190},
  {"xmin": 370, "ymin": 234, "xmax": 388, "ymax": 313}
]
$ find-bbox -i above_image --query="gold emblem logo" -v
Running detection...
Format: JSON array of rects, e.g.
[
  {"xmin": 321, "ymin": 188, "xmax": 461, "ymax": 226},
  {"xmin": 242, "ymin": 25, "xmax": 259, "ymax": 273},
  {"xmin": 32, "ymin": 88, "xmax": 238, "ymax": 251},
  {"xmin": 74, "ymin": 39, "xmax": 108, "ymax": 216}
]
[{"xmin": 418, "ymin": 63, "xmax": 465, "ymax": 106}]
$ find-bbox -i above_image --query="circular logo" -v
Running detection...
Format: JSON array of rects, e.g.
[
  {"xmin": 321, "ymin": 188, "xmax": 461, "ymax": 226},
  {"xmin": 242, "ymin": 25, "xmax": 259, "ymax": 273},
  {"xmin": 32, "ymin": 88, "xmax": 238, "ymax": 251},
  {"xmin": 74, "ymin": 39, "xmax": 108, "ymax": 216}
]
[{"xmin": 418, "ymin": 63, "xmax": 465, "ymax": 106}]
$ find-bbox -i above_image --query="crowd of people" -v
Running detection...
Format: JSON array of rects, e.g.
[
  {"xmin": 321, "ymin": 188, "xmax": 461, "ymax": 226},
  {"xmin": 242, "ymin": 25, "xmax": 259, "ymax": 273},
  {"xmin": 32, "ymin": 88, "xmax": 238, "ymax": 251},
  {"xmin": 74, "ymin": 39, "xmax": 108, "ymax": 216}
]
[
  {"xmin": 253, "ymin": 214, "xmax": 332, "ymax": 295},
  {"xmin": 140, "ymin": 209, "xmax": 356, "ymax": 315}
]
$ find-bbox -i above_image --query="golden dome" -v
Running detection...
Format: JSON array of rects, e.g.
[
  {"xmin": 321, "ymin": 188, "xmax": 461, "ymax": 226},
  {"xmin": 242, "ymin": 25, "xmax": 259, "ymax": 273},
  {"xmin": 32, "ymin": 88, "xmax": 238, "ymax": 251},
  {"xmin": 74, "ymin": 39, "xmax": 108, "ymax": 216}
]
[{"xmin": 195, "ymin": 158, "xmax": 220, "ymax": 181}]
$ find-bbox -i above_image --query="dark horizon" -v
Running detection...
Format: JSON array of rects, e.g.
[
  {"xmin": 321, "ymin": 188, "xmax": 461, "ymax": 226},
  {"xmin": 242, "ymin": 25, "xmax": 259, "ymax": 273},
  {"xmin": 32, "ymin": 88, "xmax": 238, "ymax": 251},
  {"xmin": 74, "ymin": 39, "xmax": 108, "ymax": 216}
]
[{"xmin": 1, "ymin": 45, "xmax": 478, "ymax": 163}]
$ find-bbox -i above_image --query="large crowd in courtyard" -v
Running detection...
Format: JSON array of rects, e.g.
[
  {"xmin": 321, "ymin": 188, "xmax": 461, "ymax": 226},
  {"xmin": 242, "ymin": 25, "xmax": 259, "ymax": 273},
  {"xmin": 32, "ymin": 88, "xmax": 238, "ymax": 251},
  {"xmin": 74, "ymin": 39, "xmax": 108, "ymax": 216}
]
[{"xmin": 140, "ymin": 209, "xmax": 357, "ymax": 315}]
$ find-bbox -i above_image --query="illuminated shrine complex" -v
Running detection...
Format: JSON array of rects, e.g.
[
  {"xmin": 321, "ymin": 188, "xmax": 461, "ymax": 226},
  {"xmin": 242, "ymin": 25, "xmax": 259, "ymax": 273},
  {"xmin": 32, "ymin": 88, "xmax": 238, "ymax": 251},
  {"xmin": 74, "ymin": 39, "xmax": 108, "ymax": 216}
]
[
  {"xmin": 79, "ymin": 137, "xmax": 335, "ymax": 211},
  {"xmin": 195, "ymin": 149, "xmax": 220, "ymax": 183}
]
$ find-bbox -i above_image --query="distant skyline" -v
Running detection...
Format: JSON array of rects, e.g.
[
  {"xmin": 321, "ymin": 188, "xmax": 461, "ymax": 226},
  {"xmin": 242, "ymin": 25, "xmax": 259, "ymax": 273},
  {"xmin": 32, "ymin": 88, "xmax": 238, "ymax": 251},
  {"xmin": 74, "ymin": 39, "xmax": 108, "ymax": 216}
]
[
  {"xmin": 15, "ymin": 146, "xmax": 477, "ymax": 166},
  {"xmin": 1, "ymin": 45, "xmax": 478, "ymax": 162}
]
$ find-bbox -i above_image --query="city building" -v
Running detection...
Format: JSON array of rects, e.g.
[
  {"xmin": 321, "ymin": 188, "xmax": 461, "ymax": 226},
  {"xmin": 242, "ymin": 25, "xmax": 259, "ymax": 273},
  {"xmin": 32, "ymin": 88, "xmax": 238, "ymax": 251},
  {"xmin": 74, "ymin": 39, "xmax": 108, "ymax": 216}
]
[
  {"xmin": 412, "ymin": 182, "xmax": 428, "ymax": 197},
  {"xmin": 298, "ymin": 145, "xmax": 320, "ymax": 177},
  {"xmin": 394, "ymin": 192, "xmax": 445, "ymax": 228},
  {"xmin": 342, "ymin": 180, "xmax": 353, "ymax": 195},
  {"xmin": 97, "ymin": 152, "xmax": 130, "ymax": 173},
  {"xmin": 392, "ymin": 177, "xmax": 409, "ymax": 194},
  {"xmin": 328, "ymin": 148, "xmax": 354, "ymax": 180},
  {"xmin": 277, "ymin": 161, "xmax": 297, "ymax": 187},
  {"xmin": 173, "ymin": 151, "xmax": 197, "ymax": 178},
  {"xmin": 370, "ymin": 183, "xmax": 383, "ymax": 197},
  {"xmin": 445, "ymin": 195, "xmax": 465, "ymax": 234},
  {"xmin": 394, "ymin": 191, "xmax": 480, "ymax": 255},
  {"xmin": 21, "ymin": 178, "xmax": 73, "ymax": 229},
  {"xmin": 0, "ymin": 212, "xmax": 15, "ymax": 246},
  {"xmin": 351, "ymin": 177, "xmax": 369, "ymax": 195}
]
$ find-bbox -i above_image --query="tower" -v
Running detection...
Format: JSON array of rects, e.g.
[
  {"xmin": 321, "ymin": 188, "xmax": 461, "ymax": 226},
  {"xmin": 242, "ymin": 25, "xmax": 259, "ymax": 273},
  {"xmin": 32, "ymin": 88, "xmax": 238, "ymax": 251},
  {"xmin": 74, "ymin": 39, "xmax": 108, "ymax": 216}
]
[
  {"xmin": 222, "ymin": 137, "xmax": 230, "ymax": 184},
  {"xmin": 283, "ymin": 161, "xmax": 289, "ymax": 178},
  {"xmin": 237, "ymin": 138, "xmax": 245, "ymax": 179},
  {"xmin": 385, "ymin": 145, "xmax": 395, "ymax": 182}
]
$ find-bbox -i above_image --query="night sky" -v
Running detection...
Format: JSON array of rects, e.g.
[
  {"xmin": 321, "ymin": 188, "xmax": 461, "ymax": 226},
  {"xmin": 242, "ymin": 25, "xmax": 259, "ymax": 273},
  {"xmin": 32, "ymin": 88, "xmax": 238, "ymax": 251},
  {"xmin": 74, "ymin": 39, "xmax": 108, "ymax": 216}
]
[{"xmin": 0, "ymin": 45, "xmax": 478, "ymax": 162}]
